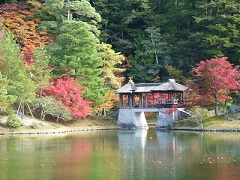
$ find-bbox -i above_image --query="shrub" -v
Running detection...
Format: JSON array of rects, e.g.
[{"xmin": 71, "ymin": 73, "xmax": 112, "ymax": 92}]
[
  {"xmin": 6, "ymin": 114, "xmax": 24, "ymax": 128},
  {"xmin": 33, "ymin": 96, "xmax": 73, "ymax": 121}
]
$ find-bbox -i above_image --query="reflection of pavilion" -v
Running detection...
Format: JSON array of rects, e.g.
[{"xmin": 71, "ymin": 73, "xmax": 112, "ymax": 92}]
[
  {"xmin": 156, "ymin": 131, "xmax": 174, "ymax": 153},
  {"xmin": 117, "ymin": 129, "xmax": 148, "ymax": 179},
  {"xmin": 116, "ymin": 79, "xmax": 189, "ymax": 129}
]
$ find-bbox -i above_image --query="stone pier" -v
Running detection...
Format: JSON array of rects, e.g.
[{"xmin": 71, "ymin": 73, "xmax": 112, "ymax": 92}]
[
  {"xmin": 117, "ymin": 109, "xmax": 148, "ymax": 129},
  {"xmin": 117, "ymin": 108, "xmax": 190, "ymax": 129},
  {"xmin": 156, "ymin": 108, "xmax": 177, "ymax": 128}
]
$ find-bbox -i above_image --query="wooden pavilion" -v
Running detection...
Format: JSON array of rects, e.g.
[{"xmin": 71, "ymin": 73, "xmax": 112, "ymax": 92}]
[
  {"xmin": 115, "ymin": 79, "xmax": 188, "ymax": 129},
  {"xmin": 116, "ymin": 79, "xmax": 188, "ymax": 109}
]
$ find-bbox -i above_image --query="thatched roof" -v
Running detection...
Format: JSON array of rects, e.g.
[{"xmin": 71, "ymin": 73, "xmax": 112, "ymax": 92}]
[{"xmin": 116, "ymin": 79, "xmax": 187, "ymax": 94}]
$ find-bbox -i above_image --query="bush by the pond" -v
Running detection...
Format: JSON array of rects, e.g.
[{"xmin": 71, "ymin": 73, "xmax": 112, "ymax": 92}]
[
  {"xmin": 173, "ymin": 118, "xmax": 198, "ymax": 127},
  {"xmin": 6, "ymin": 114, "xmax": 24, "ymax": 128},
  {"xmin": 173, "ymin": 115, "xmax": 231, "ymax": 129}
]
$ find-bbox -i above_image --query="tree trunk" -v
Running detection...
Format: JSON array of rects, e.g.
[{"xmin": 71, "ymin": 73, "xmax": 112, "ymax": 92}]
[
  {"xmin": 214, "ymin": 94, "xmax": 219, "ymax": 116},
  {"xmin": 150, "ymin": 32, "xmax": 159, "ymax": 64},
  {"xmin": 67, "ymin": 0, "xmax": 70, "ymax": 21}
]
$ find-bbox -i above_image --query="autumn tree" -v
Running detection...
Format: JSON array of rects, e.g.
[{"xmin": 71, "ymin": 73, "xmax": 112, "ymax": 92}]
[
  {"xmin": 0, "ymin": 3, "xmax": 50, "ymax": 63},
  {"xmin": 97, "ymin": 43, "xmax": 125, "ymax": 114},
  {"xmin": 99, "ymin": 43, "xmax": 125, "ymax": 89},
  {"xmin": 44, "ymin": 75, "xmax": 92, "ymax": 119},
  {"xmin": 191, "ymin": 57, "xmax": 240, "ymax": 116}
]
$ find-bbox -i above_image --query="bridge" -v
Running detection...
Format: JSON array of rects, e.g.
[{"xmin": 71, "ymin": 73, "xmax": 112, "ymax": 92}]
[{"xmin": 116, "ymin": 79, "xmax": 189, "ymax": 129}]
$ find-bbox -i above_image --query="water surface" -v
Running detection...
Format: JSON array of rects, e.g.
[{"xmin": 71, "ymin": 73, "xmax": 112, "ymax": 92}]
[{"xmin": 1, "ymin": 129, "xmax": 240, "ymax": 180}]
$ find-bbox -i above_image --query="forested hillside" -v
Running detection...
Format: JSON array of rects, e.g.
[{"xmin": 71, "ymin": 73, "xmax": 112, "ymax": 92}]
[
  {"xmin": 94, "ymin": 0, "xmax": 240, "ymax": 82},
  {"xmin": 0, "ymin": 0, "xmax": 239, "ymax": 121}
]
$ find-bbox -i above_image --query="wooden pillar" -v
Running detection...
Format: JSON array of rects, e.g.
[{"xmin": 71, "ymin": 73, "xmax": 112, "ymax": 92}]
[
  {"xmin": 139, "ymin": 93, "xmax": 143, "ymax": 107},
  {"xmin": 145, "ymin": 93, "xmax": 148, "ymax": 107},
  {"xmin": 128, "ymin": 94, "xmax": 131, "ymax": 107},
  {"xmin": 132, "ymin": 93, "xmax": 135, "ymax": 107},
  {"xmin": 152, "ymin": 92, "xmax": 154, "ymax": 106},
  {"xmin": 128, "ymin": 93, "xmax": 134, "ymax": 108},
  {"xmin": 119, "ymin": 94, "xmax": 123, "ymax": 108}
]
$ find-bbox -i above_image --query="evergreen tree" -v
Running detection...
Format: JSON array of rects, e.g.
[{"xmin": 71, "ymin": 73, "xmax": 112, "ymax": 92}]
[
  {"xmin": 44, "ymin": 0, "xmax": 106, "ymax": 106},
  {"xmin": 194, "ymin": 0, "xmax": 240, "ymax": 64},
  {"xmin": 0, "ymin": 71, "xmax": 13, "ymax": 110},
  {"xmin": 32, "ymin": 47, "xmax": 51, "ymax": 97},
  {"xmin": 0, "ymin": 32, "xmax": 35, "ymax": 104}
]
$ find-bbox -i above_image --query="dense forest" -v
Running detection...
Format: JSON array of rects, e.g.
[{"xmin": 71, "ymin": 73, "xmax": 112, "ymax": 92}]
[{"xmin": 0, "ymin": 0, "xmax": 239, "ymax": 120}]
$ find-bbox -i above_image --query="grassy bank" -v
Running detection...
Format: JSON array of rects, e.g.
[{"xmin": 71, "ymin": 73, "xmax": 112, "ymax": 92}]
[
  {"xmin": 172, "ymin": 115, "xmax": 240, "ymax": 130},
  {"xmin": 0, "ymin": 115, "xmax": 118, "ymax": 134},
  {"xmin": 2, "ymin": 113, "xmax": 240, "ymax": 134}
]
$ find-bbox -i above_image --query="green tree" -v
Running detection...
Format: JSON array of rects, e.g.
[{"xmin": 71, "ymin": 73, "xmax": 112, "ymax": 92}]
[
  {"xmin": 44, "ymin": 0, "xmax": 107, "ymax": 106},
  {"xmin": 147, "ymin": 0, "xmax": 204, "ymax": 76},
  {"xmin": 32, "ymin": 47, "xmax": 51, "ymax": 97},
  {"xmin": 95, "ymin": 0, "xmax": 205, "ymax": 81},
  {"xmin": 41, "ymin": 0, "xmax": 101, "ymax": 27},
  {"xmin": 46, "ymin": 20, "xmax": 105, "ymax": 104},
  {"xmin": 194, "ymin": 0, "xmax": 240, "ymax": 64},
  {"xmin": 0, "ymin": 32, "xmax": 35, "ymax": 104},
  {"xmin": 95, "ymin": 0, "xmax": 149, "ymax": 55},
  {"xmin": 144, "ymin": 27, "xmax": 167, "ymax": 65},
  {"xmin": 0, "ymin": 71, "xmax": 13, "ymax": 111}
]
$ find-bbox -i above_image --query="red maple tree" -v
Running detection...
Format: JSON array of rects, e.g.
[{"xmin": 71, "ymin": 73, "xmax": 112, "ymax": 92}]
[
  {"xmin": 44, "ymin": 76, "xmax": 92, "ymax": 119},
  {"xmin": 190, "ymin": 57, "xmax": 240, "ymax": 115}
]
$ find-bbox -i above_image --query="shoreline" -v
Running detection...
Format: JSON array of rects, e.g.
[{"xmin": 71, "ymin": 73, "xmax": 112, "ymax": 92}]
[
  {"xmin": 0, "ymin": 115, "xmax": 120, "ymax": 136},
  {"xmin": 2, "ymin": 115, "xmax": 240, "ymax": 135},
  {"xmin": 170, "ymin": 127, "xmax": 240, "ymax": 132},
  {"xmin": 2, "ymin": 126, "xmax": 240, "ymax": 136},
  {"xmin": 0, "ymin": 126, "xmax": 120, "ymax": 136}
]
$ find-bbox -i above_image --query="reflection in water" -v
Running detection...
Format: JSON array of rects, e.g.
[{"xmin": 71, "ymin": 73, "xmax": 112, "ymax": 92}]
[
  {"xmin": 118, "ymin": 129, "xmax": 148, "ymax": 179},
  {"xmin": 1, "ymin": 130, "xmax": 240, "ymax": 179}
]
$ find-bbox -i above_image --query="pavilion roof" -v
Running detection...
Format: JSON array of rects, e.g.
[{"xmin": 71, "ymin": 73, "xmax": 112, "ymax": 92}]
[
  {"xmin": 115, "ymin": 82, "xmax": 137, "ymax": 93},
  {"xmin": 116, "ymin": 79, "xmax": 188, "ymax": 94},
  {"xmin": 151, "ymin": 79, "xmax": 188, "ymax": 92}
]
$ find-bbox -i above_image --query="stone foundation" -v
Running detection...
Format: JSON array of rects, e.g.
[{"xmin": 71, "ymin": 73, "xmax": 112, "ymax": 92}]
[
  {"xmin": 156, "ymin": 108, "xmax": 177, "ymax": 128},
  {"xmin": 117, "ymin": 109, "xmax": 148, "ymax": 129},
  {"xmin": 118, "ymin": 108, "xmax": 190, "ymax": 129}
]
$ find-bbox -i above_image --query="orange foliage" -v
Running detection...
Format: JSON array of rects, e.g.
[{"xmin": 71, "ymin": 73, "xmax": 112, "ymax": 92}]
[
  {"xmin": 0, "ymin": 3, "xmax": 51, "ymax": 64},
  {"xmin": 94, "ymin": 91, "xmax": 119, "ymax": 112}
]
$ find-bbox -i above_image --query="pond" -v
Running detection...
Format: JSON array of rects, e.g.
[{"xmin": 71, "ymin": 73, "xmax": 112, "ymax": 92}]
[{"xmin": 1, "ymin": 129, "xmax": 240, "ymax": 180}]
